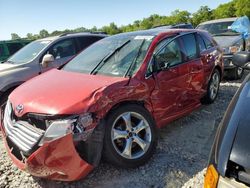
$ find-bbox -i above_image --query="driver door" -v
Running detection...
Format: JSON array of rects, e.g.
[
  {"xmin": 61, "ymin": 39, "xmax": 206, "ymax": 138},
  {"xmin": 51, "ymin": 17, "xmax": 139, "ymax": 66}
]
[
  {"xmin": 150, "ymin": 37, "xmax": 190, "ymax": 124},
  {"xmin": 41, "ymin": 39, "xmax": 77, "ymax": 72}
]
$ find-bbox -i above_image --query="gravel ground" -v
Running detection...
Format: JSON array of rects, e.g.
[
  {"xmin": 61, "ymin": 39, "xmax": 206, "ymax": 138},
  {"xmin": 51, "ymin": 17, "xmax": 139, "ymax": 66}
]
[{"xmin": 0, "ymin": 76, "xmax": 245, "ymax": 188}]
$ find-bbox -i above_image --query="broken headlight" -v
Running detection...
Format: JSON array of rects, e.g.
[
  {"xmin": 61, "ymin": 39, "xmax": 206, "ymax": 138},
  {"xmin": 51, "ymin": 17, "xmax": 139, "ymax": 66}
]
[{"xmin": 38, "ymin": 113, "xmax": 94, "ymax": 146}]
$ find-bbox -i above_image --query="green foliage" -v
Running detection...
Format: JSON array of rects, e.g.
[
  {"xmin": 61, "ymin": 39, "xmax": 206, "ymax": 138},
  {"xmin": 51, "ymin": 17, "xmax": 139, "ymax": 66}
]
[
  {"xmin": 213, "ymin": 1, "xmax": 236, "ymax": 18},
  {"xmin": 12, "ymin": 0, "xmax": 250, "ymax": 40},
  {"xmin": 191, "ymin": 6, "xmax": 214, "ymax": 27},
  {"xmin": 235, "ymin": 0, "xmax": 250, "ymax": 18},
  {"xmin": 11, "ymin": 33, "xmax": 21, "ymax": 40}
]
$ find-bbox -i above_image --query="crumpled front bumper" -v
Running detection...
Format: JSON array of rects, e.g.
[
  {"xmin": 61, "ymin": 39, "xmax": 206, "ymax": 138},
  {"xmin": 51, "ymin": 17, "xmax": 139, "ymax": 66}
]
[{"xmin": 0, "ymin": 108, "xmax": 94, "ymax": 181}]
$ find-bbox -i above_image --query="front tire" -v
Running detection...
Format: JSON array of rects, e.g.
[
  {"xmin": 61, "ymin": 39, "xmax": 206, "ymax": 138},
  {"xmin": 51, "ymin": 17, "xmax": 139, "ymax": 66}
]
[
  {"xmin": 202, "ymin": 69, "xmax": 221, "ymax": 104},
  {"xmin": 227, "ymin": 67, "xmax": 244, "ymax": 80},
  {"xmin": 103, "ymin": 104, "xmax": 157, "ymax": 168}
]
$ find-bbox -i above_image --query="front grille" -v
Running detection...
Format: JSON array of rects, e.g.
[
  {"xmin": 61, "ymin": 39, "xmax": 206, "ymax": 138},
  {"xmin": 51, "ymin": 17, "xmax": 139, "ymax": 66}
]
[{"xmin": 3, "ymin": 101, "xmax": 45, "ymax": 155}]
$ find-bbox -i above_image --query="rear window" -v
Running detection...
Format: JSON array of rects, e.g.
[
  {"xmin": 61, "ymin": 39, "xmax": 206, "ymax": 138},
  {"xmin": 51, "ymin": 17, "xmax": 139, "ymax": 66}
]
[{"xmin": 7, "ymin": 43, "xmax": 23, "ymax": 55}]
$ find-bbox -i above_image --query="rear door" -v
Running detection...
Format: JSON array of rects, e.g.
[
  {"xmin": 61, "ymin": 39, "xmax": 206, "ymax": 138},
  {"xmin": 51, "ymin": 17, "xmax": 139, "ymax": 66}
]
[
  {"xmin": 151, "ymin": 36, "xmax": 190, "ymax": 121},
  {"xmin": 180, "ymin": 33, "xmax": 205, "ymax": 104}
]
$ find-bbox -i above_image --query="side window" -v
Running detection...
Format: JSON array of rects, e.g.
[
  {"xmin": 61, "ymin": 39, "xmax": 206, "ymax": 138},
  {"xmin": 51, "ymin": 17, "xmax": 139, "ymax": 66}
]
[
  {"xmin": 77, "ymin": 37, "xmax": 103, "ymax": 52},
  {"xmin": 203, "ymin": 36, "xmax": 214, "ymax": 49},
  {"xmin": 7, "ymin": 43, "xmax": 23, "ymax": 55},
  {"xmin": 181, "ymin": 34, "xmax": 198, "ymax": 60},
  {"xmin": 48, "ymin": 39, "xmax": 76, "ymax": 59},
  {"xmin": 155, "ymin": 39, "xmax": 182, "ymax": 69},
  {"xmin": 197, "ymin": 34, "xmax": 206, "ymax": 52}
]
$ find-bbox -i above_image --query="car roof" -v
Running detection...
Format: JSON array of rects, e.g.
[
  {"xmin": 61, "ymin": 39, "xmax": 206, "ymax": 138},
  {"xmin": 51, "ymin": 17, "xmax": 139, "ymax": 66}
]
[
  {"xmin": 198, "ymin": 17, "xmax": 238, "ymax": 25},
  {"xmin": 37, "ymin": 32, "xmax": 108, "ymax": 42},
  {"xmin": 113, "ymin": 28, "xmax": 199, "ymax": 38}
]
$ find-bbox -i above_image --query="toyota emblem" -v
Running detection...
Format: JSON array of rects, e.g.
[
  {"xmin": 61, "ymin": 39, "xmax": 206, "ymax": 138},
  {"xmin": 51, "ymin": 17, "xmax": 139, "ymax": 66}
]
[{"xmin": 16, "ymin": 104, "xmax": 24, "ymax": 114}]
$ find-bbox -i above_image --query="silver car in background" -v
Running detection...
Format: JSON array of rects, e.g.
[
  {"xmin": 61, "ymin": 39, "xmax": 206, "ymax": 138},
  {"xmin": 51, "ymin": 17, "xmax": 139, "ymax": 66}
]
[
  {"xmin": 197, "ymin": 17, "xmax": 250, "ymax": 80},
  {"xmin": 0, "ymin": 32, "xmax": 107, "ymax": 105}
]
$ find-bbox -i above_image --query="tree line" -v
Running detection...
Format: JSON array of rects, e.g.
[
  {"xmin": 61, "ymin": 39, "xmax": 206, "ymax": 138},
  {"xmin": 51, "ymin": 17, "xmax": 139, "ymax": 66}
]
[{"xmin": 11, "ymin": 0, "xmax": 250, "ymax": 40}]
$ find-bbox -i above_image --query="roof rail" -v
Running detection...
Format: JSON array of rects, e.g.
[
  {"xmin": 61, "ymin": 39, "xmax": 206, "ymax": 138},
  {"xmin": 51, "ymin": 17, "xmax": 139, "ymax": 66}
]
[
  {"xmin": 59, "ymin": 31, "xmax": 107, "ymax": 37},
  {"xmin": 153, "ymin": 23, "xmax": 192, "ymax": 28}
]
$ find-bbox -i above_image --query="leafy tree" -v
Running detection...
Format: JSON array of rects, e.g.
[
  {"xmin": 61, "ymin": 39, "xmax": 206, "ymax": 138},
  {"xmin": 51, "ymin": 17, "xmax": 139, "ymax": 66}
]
[
  {"xmin": 39, "ymin": 29, "xmax": 49, "ymax": 38},
  {"xmin": 192, "ymin": 6, "xmax": 214, "ymax": 27},
  {"xmin": 11, "ymin": 33, "xmax": 21, "ymax": 40},
  {"xmin": 235, "ymin": 0, "xmax": 250, "ymax": 18},
  {"xmin": 213, "ymin": 1, "xmax": 236, "ymax": 18},
  {"xmin": 171, "ymin": 10, "xmax": 191, "ymax": 24}
]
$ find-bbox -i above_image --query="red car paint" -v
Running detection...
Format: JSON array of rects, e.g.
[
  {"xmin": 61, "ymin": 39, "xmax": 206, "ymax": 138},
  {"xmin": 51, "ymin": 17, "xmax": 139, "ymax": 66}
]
[{"xmin": 0, "ymin": 29, "xmax": 223, "ymax": 181}]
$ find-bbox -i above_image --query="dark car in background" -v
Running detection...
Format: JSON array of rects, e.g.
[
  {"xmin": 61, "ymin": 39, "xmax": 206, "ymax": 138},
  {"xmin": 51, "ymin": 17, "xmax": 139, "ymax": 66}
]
[
  {"xmin": 0, "ymin": 32, "xmax": 107, "ymax": 106},
  {"xmin": 204, "ymin": 52, "xmax": 250, "ymax": 188},
  {"xmin": 197, "ymin": 17, "xmax": 250, "ymax": 80},
  {"xmin": 0, "ymin": 39, "xmax": 32, "ymax": 62}
]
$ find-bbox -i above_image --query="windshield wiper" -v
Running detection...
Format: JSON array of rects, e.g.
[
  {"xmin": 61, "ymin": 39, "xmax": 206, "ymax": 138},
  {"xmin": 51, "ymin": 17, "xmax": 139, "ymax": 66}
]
[
  {"xmin": 125, "ymin": 39, "xmax": 145, "ymax": 77},
  {"xmin": 90, "ymin": 40, "xmax": 131, "ymax": 75}
]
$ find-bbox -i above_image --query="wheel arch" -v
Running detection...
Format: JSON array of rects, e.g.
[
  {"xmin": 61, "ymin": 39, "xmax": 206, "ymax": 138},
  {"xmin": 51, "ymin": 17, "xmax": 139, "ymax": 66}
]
[{"xmin": 104, "ymin": 100, "xmax": 154, "ymax": 121}]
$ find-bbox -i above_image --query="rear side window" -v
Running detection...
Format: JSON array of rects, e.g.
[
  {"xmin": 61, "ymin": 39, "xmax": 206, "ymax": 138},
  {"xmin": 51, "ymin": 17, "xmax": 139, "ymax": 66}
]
[
  {"xmin": 77, "ymin": 36, "xmax": 103, "ymax": 52},
  {"xmin": 181, "ymin": 34, "xmax": 198, "ymax": 60},
  {"xmin": 7, "ymin": 43, "xmax": 23, "ymax": 55},
  {"xmin": 48, "ymin": 39, "xmax": 76, "ymax": 59},
  {"xmin": 197, "ymin": 34, "xmax": 206, "ymax": 52}
]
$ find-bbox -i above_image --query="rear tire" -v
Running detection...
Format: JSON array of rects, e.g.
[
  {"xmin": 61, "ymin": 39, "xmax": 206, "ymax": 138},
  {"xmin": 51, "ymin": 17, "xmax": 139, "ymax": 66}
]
[
  {"xmin": 202, "ymin": 69, "xmax": 221, "ymax": 104},
  {"xmin": 103, "ymin": 104, "xmax": 158, "ymax": 168}
]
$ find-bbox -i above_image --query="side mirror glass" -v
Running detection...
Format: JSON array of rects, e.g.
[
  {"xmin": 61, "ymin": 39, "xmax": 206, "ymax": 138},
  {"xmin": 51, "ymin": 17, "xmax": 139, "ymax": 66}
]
[
  {"xmin": 232, "ymin": 52, "xmax": 250, "ymax": 70},
  {"xmin": 42, "ymin": 54, "xmax": 54, "ymax": 68}
]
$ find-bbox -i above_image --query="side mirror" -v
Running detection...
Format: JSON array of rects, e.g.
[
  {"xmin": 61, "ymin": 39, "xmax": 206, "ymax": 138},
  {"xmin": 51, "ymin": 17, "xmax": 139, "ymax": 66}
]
[
  {"xmin": 232, "ymin": 52, "xmax": 250, "ymax": 70},
  {"xmin": 42, "ymin": 54, "xmax": 54, "ymax": 68}
]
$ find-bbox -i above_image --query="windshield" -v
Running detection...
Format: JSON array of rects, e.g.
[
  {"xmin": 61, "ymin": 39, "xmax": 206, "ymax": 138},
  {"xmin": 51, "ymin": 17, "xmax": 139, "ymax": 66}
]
[
  {"xmin": 63, "ymin": 34, "xmax": 154, "ymax": 77},
  {"xmin": 7, "ymin": 40, "xmax": 51, "ymax": 64},
  {"xmin": 197, "ymin": 21, "xmax": 240, "ymax": 36}
]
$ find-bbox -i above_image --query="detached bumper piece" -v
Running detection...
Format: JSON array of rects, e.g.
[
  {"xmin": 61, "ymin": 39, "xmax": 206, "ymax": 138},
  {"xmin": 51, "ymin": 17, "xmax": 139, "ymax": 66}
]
[{"xmin": 0, "ymin": 104, "xmax": 94, "ymax": 181}]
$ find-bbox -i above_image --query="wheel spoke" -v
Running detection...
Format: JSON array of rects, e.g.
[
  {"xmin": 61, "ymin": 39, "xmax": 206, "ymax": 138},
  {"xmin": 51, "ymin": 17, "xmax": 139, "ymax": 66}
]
[
  {"xmin": 134, "ymin": 120, "xmax": 147, "ymax": 134},
  {"xmin": 113, "ymin": 129, "xmax": 128, "ymax": 140},
  {"xmin": 122, "ymin": 112, "xmax": 132, "ymax": 131},
  {"xmin": 133, "ymin": 135, "xmax": 148, "ymax": 151},
  {"xmin": 122, "ymin": 138, "xmax": 132, "ymax": 158}
]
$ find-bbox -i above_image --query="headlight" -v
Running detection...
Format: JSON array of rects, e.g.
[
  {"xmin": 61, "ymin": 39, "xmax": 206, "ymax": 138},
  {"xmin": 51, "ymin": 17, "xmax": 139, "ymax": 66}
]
[
  {"xmin": 39, "ymin": 113, "xmax": 94, "ymax": 146},
  {"xmin": 204, "ymin": 165, "xmax": 219, "ymax": 188},
  {"xmin": 229, "ymin": 45, "xmax": 242, "ymax": 54}
]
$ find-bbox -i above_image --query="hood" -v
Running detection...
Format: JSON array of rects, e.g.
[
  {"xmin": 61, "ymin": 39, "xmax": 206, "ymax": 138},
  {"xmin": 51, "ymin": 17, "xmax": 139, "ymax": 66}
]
[
  {"xmin": 0, "ymin": 63, "xmax": 17, "ymax": 72},
  {"xmin": 213, "ymin": 35, "xmax": 242, "ymax": 48},
  {"xmin": 210, "ymin": 74, "xmax": 250, "ymax": 176},
  {"xmin": 9, "ymin": 69, "xmax": 129, "ymax": 116}
]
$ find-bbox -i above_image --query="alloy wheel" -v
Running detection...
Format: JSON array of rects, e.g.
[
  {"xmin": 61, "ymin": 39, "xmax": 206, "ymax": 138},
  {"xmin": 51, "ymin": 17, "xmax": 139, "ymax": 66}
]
[
  {"xmin": 209, "ymin": 72, "xmax": 220, "ymax": 100},
  {"xmin": 111, "ymin": 112, "xmax": 152, "ymax": 160}
]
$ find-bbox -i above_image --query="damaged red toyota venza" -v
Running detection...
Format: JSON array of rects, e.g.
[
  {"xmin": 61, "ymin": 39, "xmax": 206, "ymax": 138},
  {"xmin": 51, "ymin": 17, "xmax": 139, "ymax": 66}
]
[{"xmin": 0, "ymin": 28, "xmax": 223, "ymax": 181}]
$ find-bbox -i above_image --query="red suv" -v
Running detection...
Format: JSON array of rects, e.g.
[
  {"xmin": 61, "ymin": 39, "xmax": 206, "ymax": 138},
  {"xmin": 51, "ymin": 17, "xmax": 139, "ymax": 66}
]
[{"xmin": 0, "ymin": 29, "xmax": 223, "ymax": 181}]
